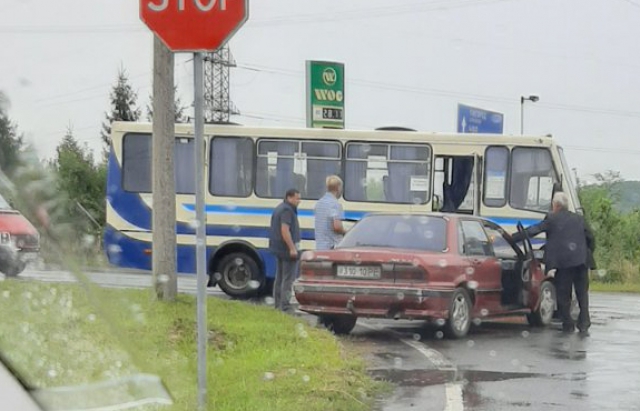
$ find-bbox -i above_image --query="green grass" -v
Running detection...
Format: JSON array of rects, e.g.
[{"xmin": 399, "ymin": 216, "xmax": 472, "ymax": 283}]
[
  {"xmin": 591, "ymin": 281, "xmax": 640, "ymax": 294},
  {"xmin": 0, "ymin": 281, "xmax": 382, "ymax": 411}
]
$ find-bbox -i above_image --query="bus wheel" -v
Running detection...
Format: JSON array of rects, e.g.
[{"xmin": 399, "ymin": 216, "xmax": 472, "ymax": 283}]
[{"xmin": 217, "ymin": 253, "xmax": 263, "ymax": 299}]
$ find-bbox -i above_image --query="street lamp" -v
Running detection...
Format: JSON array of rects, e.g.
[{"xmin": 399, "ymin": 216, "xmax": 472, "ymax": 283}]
[{"xmin": 520, "ymin": 95, "xmax": 539, "ymax": 135}]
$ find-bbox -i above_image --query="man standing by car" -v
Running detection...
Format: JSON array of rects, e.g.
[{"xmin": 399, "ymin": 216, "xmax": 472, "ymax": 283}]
[
  {"xmin": 512, "ymin": 192, "xmax": 595, "ymax": 335},
  {"xmin": 314, "ymin": 175, "xmax": 347, "ymax": 251},
  {"xmin": 269, "ymin": 189, "xmax": 302, "ymax": 314}
]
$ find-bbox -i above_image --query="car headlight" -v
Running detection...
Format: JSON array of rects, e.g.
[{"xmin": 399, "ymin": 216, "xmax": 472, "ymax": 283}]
[{"xmin": 0, "ymin": 232, "xmax": 10, "ymax": 245}]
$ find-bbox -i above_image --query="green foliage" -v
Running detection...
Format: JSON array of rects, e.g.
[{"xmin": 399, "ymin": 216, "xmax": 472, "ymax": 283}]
[
  {"xmin": 0, "ymin": 95, "xmax": 24, "ymax": 178},
  {"xmin": 579, "ymin": 172, "xmax": 640, "ymax": 285},
  {"xmin": 146, "ymin": 86, "xmax": 189, "ymax": 123}
]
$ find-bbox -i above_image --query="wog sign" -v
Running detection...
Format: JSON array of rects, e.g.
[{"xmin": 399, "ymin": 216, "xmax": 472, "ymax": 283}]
[
  {"xmin": 140, "ymin": 0, "xmax": 249, "ymax": 52},
  {"xmin": 306, "ymin": 61, "xmax": 345, "ymax": 129}
]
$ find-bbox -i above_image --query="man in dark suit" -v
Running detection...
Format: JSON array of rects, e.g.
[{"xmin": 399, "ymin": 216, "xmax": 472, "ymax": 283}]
[{"xmin": 512, "ymin": 192, "xmax": 595, "ymax": 335}]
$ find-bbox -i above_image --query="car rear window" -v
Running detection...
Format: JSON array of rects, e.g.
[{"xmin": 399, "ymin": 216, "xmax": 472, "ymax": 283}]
[{"xmin": 337, "ymin": 215, "xmax": 447, "ymax": 252}]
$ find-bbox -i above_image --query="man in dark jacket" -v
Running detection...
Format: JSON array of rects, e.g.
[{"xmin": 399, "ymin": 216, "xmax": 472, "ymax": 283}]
[
  {"xmin": 268, "ymin": 189, "xmax": 301, "ymax": 314},
  {"xmin": 512, "ymin": 192, "xmax": 595, "ymax": 335}
]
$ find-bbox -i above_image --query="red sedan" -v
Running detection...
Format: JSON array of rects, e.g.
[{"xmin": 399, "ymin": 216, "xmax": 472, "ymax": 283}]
[{"xmin": 294, "ymin": 213, "xmax": 556, "ymax": 338}]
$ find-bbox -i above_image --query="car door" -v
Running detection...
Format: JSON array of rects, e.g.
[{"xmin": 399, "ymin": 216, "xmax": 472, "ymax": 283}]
[
  {"xmin": 459, "ymin": 219, "xmax": 503, "ymax": 313},
  {"xmin": 516, "ymin": 222, "xmax": 537, "ymax": 307}
]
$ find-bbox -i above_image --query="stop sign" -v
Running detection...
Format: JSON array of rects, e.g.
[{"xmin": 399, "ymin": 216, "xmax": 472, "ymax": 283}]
[{"xmin": 140, "ymin": 0, "xmax": 249, "ymax": 52}]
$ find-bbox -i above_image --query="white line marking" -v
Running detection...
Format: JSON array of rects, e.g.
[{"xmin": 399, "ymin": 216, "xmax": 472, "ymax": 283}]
[{"xmin": 360, "ymin": 322, "xmax": 464, "ymax": 411}]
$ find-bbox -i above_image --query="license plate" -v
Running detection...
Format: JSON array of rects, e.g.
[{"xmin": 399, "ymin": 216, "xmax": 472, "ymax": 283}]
[{"xmin": 336, "ymin": 265, "xmax": 381, "ymax": 279}]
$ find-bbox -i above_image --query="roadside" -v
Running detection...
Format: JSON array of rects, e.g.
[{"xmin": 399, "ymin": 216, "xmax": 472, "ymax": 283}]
[
  {"xmin": 591, "ymin": 282, "xmax": 640, "ymax": 293},
  {"xmin": 0, "ymin": 280, "xmax": 384, "ymax": 411}
]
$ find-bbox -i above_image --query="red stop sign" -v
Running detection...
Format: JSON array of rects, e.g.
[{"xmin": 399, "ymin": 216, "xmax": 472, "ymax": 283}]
[{"xmin": 140, "ymin": 0, "xmax": 249, "ymax": 52}]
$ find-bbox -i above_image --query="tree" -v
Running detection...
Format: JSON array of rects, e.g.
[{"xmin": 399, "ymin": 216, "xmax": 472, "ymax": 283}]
[
  {"xmin": 146, "ymin": 86, "xmax": 189, "ymax": 123},
  {"xmin": 0, "ymin": 92, "xmax": 24, "ymax": 178},
  {"xmin": 101, "ymin": 68, "xmax": 141, "ymax": 155}
]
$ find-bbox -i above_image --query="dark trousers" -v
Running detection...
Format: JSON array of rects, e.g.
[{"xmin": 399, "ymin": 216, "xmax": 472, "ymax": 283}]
[
  {"xmin": 555, "ymin": 265, "xmax": 591, "ymax": 331},
  {"xmin": 274, "ymin": 257, "xmax": 298, "ymax": 313}
]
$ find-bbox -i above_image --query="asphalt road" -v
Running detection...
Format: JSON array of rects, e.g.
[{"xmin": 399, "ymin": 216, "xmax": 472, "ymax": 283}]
[{"xmin": 13, "ymin": 268, "xmax": 640, "ymax": 411}]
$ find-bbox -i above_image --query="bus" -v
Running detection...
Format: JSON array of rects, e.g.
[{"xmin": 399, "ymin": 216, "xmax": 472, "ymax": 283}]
[{"xmin": 104, "ymin": 122, "xmax": 580, "ymax": 298}]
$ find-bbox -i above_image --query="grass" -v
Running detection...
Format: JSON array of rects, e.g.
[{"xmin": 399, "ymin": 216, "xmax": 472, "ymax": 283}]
[
  {"xmin": 0, "ymin": 280, "xmax": 383, "ymax": 411},
  {"xmin": 591, "ymin": 281, "xmax": 640, "ymax": 294}
]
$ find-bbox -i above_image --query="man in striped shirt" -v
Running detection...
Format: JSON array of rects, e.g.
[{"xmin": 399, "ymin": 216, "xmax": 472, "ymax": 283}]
[{"xmin": 314, "ymin": 175, "xmax": 347, "ymax": 250}]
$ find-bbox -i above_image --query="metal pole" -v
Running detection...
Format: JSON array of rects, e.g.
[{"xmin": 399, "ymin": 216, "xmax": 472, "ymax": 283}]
[
  {"xmin": 520, "ymin": 97, "xmax": 524, "ymax": 135},
  {"xmin": 194, "ymin": 52, "xmax": 208, "ymax": 410}
]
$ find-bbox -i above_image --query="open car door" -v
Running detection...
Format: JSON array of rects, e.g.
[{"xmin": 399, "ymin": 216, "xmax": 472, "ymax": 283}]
[{"xmin": 516, "ymin": 222, "xmax": 535, "ymax": 306}]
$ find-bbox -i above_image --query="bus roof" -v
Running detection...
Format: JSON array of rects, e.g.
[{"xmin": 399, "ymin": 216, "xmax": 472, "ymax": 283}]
[{"xmin": 111, "ymin": 121, "xmax": 557, "ymax": 148}]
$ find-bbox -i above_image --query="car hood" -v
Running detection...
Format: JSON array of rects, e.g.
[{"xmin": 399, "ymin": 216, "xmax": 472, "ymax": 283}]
[{"xmin": 0, "ymin": 211, "xmax": 38, "ymax": 235}]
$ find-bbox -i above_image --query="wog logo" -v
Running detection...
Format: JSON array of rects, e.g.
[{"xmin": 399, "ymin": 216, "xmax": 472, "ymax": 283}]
[{"xmin": 322, "ymin": 68, "xmax": 337, "ymax": 86}]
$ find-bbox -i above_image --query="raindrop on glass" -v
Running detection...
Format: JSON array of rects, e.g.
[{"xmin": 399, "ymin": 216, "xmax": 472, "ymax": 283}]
[
  {"xmin": 263, "ymin": 372, "xmax": 275, "ymax": 381},
  {"xmin": 48, "ymin": 369, "xmax": 57, "ymax": 378},
  {"xmin": 264, "ymin": 296, "xmax": 275, "ymax": 305},
  {"xmin": 438, "ymin": 259, "xmax": 448, "ymax": 268},
  {"xmin": 419, "ymin": 216, "xmax": 430, "ymax": 225},
  {"xmin": 412, "ymin": 333, "xmax": 421, "ymax": 341},
  {"xmin": 196, "ymin": 239, "xmax": 206, "ymax": 247},
  {"xmin": 302, "ymin": 375, "xmax": 311, "ymax": 383},
  {"xmin": 480, "ymin": 309, "xmax": 489, "ymax": 317},
  {"xmin": 88, "ymin": 314, "xmax": 96, "ymax": 322},
  {"xmin": 24, "ymin": 292, "xmax": 33, "ymax": 300},
  {"xmin": 397, "ymin": 292, "xmax": 405, "ymax": 301},
  {"xmin": 158, "ymin": 274, "xmax": 169, "ymax": 284},
  {"xmin": 435, "ymin": 318, "xmax": 446, "ymax": 327},
  {"xmin": 115, "ymin": 360, "xmax": 123, "ymax": 368},
  {"xmin": 468, "ymin": 280, "xmax": 478, "ymax": 289},
  {"xmin": 490, "ymin": 350, "xmax": 497, "ymax": 357},
  {"xmin": 82, "ymin": 235, "xmax": 96, "ymax": 247},
  {"xmin": 412, "ymin": 259, "xmax": 420, "ymax": 267},
  {"xmin": 287, "ymin": 368, "xmax": 297, "ymax": 376},
  {"xmin": 249, "ymin": 280, "xmax": 260, "ymax": 290},
  {"xmin": 189, "ymin": 220, "xmax": 199, "ymax": 229},
  {"xmin": 2, "ymin": 291, "xmax": 9, "ymax": 298},
  {"xmin": 521, "ymin": 330, "xmax": 530, "ymax": 338},
  {"xmin": 362, "ymin": 143, "xmax": 372, "ymax": 154},
  {"xmin": 597, "ymin": 269, "xmax": 607, "ymax": 278},
  {"xmin": 234, "ymin": 258, "xmax": 244, "ymax": 266},
  {"xmin": 232, "ymin": 225, "xmax": 241, "ymax": 233},
  {"xmin": 473, "ymin": 318, "xmax": 482, "ymax": 326},
  {"xmin": 413, "ymin": 197, "xmax": 422, "ymax": 205},
  {"xmin": 393, "ymin": 357, "xmax": 403, "ymax": 368},
  {"xmin": 568, "ymin": 242, "xmax": 577, "ymax": 251},
  {"xmin": 354, "ymin": 255, "xmax": 362, "ymax": 265},
  {"xmin": 435, "ymin": 331, "xmax": 444, "ymax": 339},
  {"xmin": 467, "ymin": 340, "xmax": 475, "ymax": 348},
  {"xmin": 224, "ymin": 202, "xmax": 237, "ymax": 211},
  {"xmin": 466, "ymin": 267, "xmax": 475, "ymax": 276},
  {"xmin": 107, "ymin": 244, "xmax": 122, "ymax": 255},
  {"xmin": 213, "ymin": 272, "xmax": 222, "ymax": 282},
  {"xmin": 424, "ymin": 230, "xmax": 435, "ymax": 239}
]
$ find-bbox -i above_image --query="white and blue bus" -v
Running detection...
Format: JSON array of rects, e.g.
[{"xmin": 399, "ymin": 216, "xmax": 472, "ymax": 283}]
[{"xmin": 104, "ymin": 122, "xmax": 580, "ymax": 298}]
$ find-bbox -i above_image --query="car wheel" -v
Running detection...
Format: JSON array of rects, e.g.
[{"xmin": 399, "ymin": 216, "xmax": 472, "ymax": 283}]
[
  {"xmin": 216, "ymin": 253, "xmax": 263, "ymax": 299},
  {"xmin": 445, "ymin": 288, "xmax": 472, "ymax": 339},
  {"xmin": 3, "ymin": 261, "xmax": 25, "ymax": 277},
  {"xmin": 527, "ymin": 281, "xmax": 556, "ymax": 327},
  {"xmin": 318, "ymin": 315, "xmax": 357, "ymax": 335}
]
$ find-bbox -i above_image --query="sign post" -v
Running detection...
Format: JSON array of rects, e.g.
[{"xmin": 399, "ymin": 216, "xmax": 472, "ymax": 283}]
[
  {"xmin": 140, "ymin": 1, "xmax": 249, "ymax": 409},
  {"xmin": 457, "ymin": 103, "xmax": 504, "ymax": 134},
  {"xmin": 306, "ymin": 61, "xmax": 345, "ymax": 129}
]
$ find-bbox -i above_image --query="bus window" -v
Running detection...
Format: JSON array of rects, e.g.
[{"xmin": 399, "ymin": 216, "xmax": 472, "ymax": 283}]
[
  {"xmin": 122, "ymin": 133, "xmax": 195, "ymax": 194},
  {"xmin": 345, "ymin": 143, "xmax": 430, "ymax": 204},
  {"xmin": 509, "ymin": 148, "xmax": 555, "ymax": 212},
  {"xmin": 256, "ymin": 139, "xmax": 340, "ymax": 199},
  {"xmin": 209, "ymin": 137, "xmax": 254, "ymax": 197},
  {"xmin": 484, "ymin": 146, "xmax": 509, "ymax": 208}
]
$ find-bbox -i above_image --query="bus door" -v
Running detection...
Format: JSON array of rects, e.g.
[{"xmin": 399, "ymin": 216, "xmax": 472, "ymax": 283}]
[{"xmin": 432, "ymin": 154, "xmax": 481, "ymax": 215}]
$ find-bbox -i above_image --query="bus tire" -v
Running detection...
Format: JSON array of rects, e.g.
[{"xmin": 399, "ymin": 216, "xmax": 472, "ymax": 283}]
[{"xmin": 216, "ymin": 253, "xmax": 263, "ymax": 299}]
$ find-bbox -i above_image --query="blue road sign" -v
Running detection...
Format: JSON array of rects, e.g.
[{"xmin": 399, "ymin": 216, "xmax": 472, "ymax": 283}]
[{"xmin": 457, "ymin": 103, "xmax": 504, "ymax": 134}]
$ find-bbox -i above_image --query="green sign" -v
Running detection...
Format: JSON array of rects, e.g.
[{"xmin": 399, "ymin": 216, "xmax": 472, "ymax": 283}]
[{"xmin": 306, "ymin": 60, "xmax": 345, "ymax": 129}]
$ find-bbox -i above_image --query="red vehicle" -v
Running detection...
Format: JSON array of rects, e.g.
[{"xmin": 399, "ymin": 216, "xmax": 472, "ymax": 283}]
[
  {"xmin": 0, "ymin": 194, "xmax": 40, "ymax": 277},
  {"xmin": 294, "ymin": 213, "xmax": 556, "ymax": 338}
]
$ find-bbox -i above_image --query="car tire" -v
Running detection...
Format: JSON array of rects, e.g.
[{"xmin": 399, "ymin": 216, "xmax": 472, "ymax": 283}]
[
  {"xmin": 318, "ymin": 315, "xmax": 357, "ymax": 335},
  {"xmin": 3, "ymin": 261, "xmax": 25, "ymax": 278},
  {"xmin": 527, "ymin": 281, "xmax": 556, "ymax": 327},
  {"xmin": 216, "ymin": 253, "xmax": 263, "ymax": 299},
  {"xmin": 445, "ymin": 288, "xmax": 472, "ymax": 339}
]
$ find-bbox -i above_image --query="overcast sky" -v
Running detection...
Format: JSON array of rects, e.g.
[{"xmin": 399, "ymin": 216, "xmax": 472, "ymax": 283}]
[{"xmin": 2, "ymin": 0, "xmax": 640, "ymax": 181}]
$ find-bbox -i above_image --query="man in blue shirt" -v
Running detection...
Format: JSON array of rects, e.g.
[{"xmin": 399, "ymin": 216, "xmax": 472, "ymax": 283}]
[
  {"xmin": 314, "ymin": 175, "xmax": 346, "ymax": 250},
  {"xmin": 268, "ymin": 189, "xmax": 301, "ymax": 313}
]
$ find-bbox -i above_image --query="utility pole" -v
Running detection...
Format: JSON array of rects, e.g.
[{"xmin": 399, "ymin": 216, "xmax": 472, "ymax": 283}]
[
  {"xmin": 152, "ymin": 35, "xmax": 177, "ymax": 300},
  {"xmin": 204, "ymin": 46, "xmax": 239, "ymax": 123}
]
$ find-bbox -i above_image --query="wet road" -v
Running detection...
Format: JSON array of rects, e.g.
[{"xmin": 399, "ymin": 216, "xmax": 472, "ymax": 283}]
[{"xmin": 13, "ymin": 268, "xmax": 640, "ymax": 411}]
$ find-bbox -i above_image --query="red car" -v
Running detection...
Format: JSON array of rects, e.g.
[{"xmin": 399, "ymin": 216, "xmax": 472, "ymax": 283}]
[
  {"xmin": 0, "ymin": 194, "xmax": 40, "ymax": 277},
  {"xmin": 294, "ymin": 213, "xmax": 556, "ymax": 338}
]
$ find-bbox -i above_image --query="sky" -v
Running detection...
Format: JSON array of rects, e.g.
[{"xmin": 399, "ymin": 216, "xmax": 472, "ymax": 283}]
[{"xmin": 2, "ymin": 0, "xmax": 640, "ymax": 182}]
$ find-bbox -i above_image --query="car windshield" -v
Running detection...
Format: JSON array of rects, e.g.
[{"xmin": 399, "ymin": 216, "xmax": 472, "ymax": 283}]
[
  {"xmin": 0, "ymin": 193, "xmax": 12, "ymax": 210},
  {"xmin": 337, "ymin": 215, "xmax": 447, "ymax": 252}
]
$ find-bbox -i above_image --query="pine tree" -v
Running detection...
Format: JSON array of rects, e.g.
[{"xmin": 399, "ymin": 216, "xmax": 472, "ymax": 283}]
[
  {"xmin": 146, "ymin": 86, "xmax": 189, "ymax": 123},
  {"xmin": 100, "ymin": 68, "xmax": 141, "ymax": 154},
  {"xmin": 0, "ymin": 92, "xmax": 24, "ymax": 178}
]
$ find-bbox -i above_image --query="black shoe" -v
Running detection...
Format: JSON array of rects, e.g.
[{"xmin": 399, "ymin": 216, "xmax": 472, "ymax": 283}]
[{"xmin": 578, "ymin": 329, "xmax": 590, "ymax": 337}]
